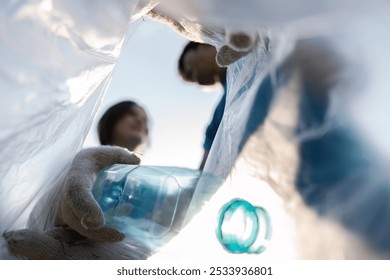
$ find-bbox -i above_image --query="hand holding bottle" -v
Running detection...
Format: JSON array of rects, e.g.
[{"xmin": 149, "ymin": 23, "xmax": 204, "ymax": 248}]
[{"xmin": 5, "ymin": 146, "xmax": 144, "ymax": 259}]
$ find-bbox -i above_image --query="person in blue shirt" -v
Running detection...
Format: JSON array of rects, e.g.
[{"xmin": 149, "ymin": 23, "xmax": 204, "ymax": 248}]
[{"xmin": 178, "ymin": 42, "xmax": 227, "ymax": 170}]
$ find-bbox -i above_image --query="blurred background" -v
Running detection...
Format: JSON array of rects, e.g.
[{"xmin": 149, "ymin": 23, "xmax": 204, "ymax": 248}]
[{"xmin": 83, "ymin": 19, "xmax": 223, "ymax": 169}]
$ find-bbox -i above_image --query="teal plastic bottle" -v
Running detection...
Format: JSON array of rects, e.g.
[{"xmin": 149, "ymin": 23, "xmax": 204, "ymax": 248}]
[{"xmin": 92, "ymin": 164, "xmax": 217, "ymax": 250}]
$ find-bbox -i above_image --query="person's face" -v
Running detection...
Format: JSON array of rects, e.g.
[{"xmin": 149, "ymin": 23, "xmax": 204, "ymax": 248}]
[
  {"xmin": 181, "ymin": 45, "xmax": 220, "ymax": 86},
  {"xmin": 111, "ymin": 106, "xmax": 149, "ymax": 151}
]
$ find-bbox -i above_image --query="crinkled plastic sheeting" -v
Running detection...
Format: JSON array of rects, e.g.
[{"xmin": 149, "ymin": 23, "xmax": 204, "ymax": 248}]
[
  {"xmin": 2, "ymin": 0, "xmax": 390, "ymax": 260},
  {"xmin": 155, "ymin": 2, "xmax": 390, "ymax": 259},
  {"xmin": 0, "ymin": 0, "xmax": 158, "ymax": 258}
]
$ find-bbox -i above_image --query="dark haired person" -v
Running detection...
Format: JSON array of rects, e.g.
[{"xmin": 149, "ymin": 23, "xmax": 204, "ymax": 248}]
[
  {"xmin": 98, "ymin": 101, "xmax": 149, "ymax": 152},
  {"xmin": 178, "ymin": 42, "xmax": 227, "ymax": 170}
]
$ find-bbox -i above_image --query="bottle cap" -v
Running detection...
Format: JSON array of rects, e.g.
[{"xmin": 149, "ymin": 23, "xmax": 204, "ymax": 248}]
[{"xmin": 216, "ymin": 199, "xmax": 272, "ymax": 254}]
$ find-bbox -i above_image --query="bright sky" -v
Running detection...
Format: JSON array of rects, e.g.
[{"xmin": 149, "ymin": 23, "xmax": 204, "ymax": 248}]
[{"xmin": 83, "ymin": 19, "xmax": 223, "ymax": 169}]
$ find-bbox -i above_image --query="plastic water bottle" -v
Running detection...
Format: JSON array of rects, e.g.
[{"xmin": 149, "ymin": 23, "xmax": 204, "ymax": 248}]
[
  {"xmin": 92, "ymin": 164, "xmax": 221, "ymax": 251},
  {"xmin": 216, "ymin": 199, "xmax": 272, "ymax": 254}
]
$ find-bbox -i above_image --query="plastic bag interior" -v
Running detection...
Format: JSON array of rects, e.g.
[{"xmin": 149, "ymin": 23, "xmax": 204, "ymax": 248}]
[
  {"xmin": 0, "ymin": 0, "xmax": 158, "ymax": 258},
  {"xmin": 1, "ymin": 0, "xmax": 390, "ymax": 259}
]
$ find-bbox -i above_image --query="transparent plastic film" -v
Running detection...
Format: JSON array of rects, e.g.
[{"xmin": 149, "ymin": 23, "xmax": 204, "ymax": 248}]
[
  {"xmin": 2, "ymin": 0, "xmax": 390, "ymax": 261},
  {"xmin": 200, "ymin": 13, "xmax": 390, "ymax": 258},
  {"xmin": 156, "ymin": 4, "xmax": 390, "ymax": 259},
  {"xmin": 0, "ymin": 0, "xmax": 157, "ymax": 259}
]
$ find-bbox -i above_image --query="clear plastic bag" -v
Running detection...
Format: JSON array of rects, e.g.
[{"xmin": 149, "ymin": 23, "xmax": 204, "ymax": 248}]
[
  {"xmin": 189, "ymin": 11, "xmax": 390, "ymax": 258},
  {"xmin": 2, "ymin": 0, "xmax": 390, "ymax": 260},
  {"xmin": 0, "ymin": 0, "xmax": 157, "ymax": 258}
]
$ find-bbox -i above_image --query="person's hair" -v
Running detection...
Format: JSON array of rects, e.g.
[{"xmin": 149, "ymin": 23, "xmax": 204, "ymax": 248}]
[
  {"xmin": 97, "ymin": 101, "xmax": 143, "ymax": 145},
  {"xmin": 178, "ymin": 41, "xmax": 202, "ymax": 75}
]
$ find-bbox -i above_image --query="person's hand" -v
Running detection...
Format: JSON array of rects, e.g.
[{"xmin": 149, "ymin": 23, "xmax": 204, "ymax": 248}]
[
  {"xmin": 4, "ymin": 146, "xmax": 147, "ymax": 259},
  {"xmin": 55, "ymin": 146, "xmax": 140, "ymax": 241}
]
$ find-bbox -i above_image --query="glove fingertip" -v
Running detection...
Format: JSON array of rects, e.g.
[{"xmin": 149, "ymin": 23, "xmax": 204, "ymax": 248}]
[{"xmin": 80, "ymin": 213, "xmax": 104, "ymax": 230}]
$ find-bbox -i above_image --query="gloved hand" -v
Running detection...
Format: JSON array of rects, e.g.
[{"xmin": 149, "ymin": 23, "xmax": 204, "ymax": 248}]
[
  {"xmin": 4, "ymin": 146, "xmax": 149, "ymax": 259},
  {"xmin": 56, "ymin": 146, "xmax": 141, "ymax": 242},
  {"xmin": 147, "ymin": 8, "xmax": 262, "ymax": 67}
]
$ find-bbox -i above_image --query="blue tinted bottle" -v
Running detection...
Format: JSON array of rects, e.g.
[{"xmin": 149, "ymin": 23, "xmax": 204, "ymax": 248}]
[{"xmin": 92, "ymin": 164, "xmax": 220, "ymax": 251}]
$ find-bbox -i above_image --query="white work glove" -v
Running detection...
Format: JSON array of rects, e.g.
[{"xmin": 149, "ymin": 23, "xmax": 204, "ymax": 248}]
[{"xmin": 4, "ymin": 146, "xmax": 150, "ymax": 259}]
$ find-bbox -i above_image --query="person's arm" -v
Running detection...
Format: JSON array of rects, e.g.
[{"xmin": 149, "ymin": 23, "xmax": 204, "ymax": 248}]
[{"xmin": 199, "ymin": 92, "xmax": 226, "ymax": 170}]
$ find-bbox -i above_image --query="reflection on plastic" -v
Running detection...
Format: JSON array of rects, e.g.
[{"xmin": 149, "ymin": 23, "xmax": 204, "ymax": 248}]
[
  {"xmin": 216, "ymin": 199, "xmax": 272, "ymax": 254},
  {"xmin": 92, "ymin": 164, "xmax": 221, "ymax": 251}
]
